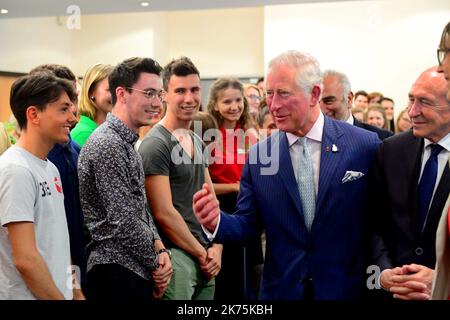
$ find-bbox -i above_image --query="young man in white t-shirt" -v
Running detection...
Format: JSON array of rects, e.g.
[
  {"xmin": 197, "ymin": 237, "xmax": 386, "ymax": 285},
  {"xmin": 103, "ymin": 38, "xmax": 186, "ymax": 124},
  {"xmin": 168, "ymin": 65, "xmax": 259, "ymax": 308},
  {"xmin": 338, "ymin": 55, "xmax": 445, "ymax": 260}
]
[{"xmin": 0, "ymin": 72, "xmax": 83, "ymax": 300}]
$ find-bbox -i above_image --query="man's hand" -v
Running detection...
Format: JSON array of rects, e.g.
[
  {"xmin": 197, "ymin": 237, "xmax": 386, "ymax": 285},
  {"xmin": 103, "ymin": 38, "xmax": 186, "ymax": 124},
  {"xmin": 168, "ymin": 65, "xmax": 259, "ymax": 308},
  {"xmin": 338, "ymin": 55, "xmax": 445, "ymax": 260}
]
[
  {"xmin": 200, "ymin": 244, "xmax": 223, "ymax": 280},
  {"xmin": 193, "ymin": 183, "xmax": 220, "ymax": 232},
  {"xmin": 152, "ymin": 251, "xmax": 173, "ymax": 299},
  {"xmin": 72, "ymin": 288, "xmax": 86, "ymax": 300},
  {"xmin": 380, "ymin": 267, "xmax": 404, "ymax": 291},
  {"xmin": 389, "ymin": 264, "xmax": 433, "ymax": 300}
]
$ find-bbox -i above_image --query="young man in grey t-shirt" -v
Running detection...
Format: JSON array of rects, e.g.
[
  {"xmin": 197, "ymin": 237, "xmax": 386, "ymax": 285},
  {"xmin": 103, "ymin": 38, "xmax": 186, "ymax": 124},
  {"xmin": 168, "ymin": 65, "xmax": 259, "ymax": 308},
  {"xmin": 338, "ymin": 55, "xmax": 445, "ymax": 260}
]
[
  {"xmin": 0, "ymin": 73, "xmax": 82, "ymax": 300},
  {"xmin": 139, "ymin": 57, "xmax": 222, "ymax": 300}
]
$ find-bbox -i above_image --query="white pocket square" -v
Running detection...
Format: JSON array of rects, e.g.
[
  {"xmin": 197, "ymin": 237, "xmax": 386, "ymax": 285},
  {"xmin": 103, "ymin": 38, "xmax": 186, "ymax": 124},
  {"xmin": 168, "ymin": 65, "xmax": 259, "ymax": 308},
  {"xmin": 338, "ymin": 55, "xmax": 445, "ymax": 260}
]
[{"xmin": 341, "ymin": 171, "xmax": 365, "ymax": 183}]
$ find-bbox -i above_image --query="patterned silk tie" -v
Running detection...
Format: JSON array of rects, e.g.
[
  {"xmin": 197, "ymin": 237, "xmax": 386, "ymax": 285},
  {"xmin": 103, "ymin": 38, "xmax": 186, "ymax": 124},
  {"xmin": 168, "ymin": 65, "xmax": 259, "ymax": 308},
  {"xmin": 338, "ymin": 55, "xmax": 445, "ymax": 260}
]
[
  {"xmin": 297, "ymin": 137, "xmax": 316, "ymax": 231},
  {"xmin": 418, "ymin": 144, "xmax": 443, "ymax": 230}
]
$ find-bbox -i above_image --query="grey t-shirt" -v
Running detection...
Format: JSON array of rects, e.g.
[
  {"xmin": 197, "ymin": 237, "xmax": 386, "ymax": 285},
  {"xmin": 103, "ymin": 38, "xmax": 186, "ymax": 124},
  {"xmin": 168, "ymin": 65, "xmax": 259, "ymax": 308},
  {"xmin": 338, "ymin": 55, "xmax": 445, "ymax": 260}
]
[
  {"xmin": 0, "ymin": 146, "xmax": 72, "ymax": 300},
  {"xmin": 139, "ymin": 124, "xmax": 208, "ymax": 248}
]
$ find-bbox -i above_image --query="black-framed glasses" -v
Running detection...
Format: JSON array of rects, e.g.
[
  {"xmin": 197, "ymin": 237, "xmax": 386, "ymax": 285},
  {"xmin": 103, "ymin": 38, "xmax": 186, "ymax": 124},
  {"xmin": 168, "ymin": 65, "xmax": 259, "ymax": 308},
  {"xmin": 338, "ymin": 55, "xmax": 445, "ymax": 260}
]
[
  {"xmin": 437, "ymin": 48, "xmax": 450, "ymax": 66},
  {"xmin": 126, "ymin": 87, "xmax": 163, "ymax": 101}
]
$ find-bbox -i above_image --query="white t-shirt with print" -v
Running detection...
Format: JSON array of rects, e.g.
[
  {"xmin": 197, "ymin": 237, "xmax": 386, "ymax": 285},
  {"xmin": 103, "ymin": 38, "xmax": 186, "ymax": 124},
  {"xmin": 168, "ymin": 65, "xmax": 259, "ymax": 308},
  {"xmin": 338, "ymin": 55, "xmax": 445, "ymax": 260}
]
[{"xmin": 0, "ymin": 145, "xmax": 72, "ymax": 300}]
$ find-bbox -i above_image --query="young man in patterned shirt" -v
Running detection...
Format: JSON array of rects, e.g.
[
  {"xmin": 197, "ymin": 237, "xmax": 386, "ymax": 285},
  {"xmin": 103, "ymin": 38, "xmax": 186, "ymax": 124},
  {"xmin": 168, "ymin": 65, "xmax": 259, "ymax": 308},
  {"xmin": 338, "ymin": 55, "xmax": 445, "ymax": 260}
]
[{"xmin": 78, "ymin": 57, "xmax": 172, "ymax": 300}]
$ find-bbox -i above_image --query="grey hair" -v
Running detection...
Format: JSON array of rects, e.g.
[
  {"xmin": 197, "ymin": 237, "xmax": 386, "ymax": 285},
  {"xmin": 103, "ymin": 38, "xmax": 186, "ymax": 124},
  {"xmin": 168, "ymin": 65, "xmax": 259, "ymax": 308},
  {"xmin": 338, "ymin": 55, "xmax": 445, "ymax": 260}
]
[
  {"xmin": 323, "ymin": 69, "xmax": 352, "ymax": 105},
  {"xmin": 268, "ymin": 50, "xmax": 322, "ymax": 95}
]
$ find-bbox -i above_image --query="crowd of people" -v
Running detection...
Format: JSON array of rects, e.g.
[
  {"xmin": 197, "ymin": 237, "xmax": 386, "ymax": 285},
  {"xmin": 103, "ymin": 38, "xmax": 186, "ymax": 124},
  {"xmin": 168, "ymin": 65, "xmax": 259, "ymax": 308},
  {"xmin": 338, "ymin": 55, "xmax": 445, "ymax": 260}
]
[{"xmin": 0, "ymin": 21, "xmax": 449, "ymax": 301}]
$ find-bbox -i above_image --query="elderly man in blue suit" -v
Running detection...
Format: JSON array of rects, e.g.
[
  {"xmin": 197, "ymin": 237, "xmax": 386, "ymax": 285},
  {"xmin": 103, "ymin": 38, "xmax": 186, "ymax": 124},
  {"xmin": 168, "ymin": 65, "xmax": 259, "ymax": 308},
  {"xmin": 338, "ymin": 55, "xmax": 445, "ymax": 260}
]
[{"xmin": 193, "ymin": 50, "xmax": 380, "ymax": 300}]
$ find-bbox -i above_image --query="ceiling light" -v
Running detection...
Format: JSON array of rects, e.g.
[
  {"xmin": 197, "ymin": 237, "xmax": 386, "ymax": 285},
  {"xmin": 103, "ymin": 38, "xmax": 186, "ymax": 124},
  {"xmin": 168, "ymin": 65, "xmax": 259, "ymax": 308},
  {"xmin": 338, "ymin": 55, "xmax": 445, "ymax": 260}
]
[
  {"xmin": 0, "ymin": 9, "xmax": 8, "ymax": 14},
  {"xmin": 141, "ymin": 2, "xmax": 149, "ymax": 7}
]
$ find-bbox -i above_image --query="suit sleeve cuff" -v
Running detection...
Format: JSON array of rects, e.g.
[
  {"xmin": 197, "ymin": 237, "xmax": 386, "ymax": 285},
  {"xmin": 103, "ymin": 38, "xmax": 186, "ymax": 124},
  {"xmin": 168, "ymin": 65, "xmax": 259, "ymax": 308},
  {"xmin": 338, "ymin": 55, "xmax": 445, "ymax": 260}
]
[{"xmin": 201, "ymin": 214, "xmax": 221, "ymax": 241}]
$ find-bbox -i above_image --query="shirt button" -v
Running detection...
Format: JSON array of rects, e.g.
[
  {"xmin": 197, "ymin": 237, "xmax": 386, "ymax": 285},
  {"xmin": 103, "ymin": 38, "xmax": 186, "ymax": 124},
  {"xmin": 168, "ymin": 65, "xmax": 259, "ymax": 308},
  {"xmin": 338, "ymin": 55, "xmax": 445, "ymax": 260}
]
[{"xmin": 415, "ymin": 247, "xmax": 423, "ymax": 255}]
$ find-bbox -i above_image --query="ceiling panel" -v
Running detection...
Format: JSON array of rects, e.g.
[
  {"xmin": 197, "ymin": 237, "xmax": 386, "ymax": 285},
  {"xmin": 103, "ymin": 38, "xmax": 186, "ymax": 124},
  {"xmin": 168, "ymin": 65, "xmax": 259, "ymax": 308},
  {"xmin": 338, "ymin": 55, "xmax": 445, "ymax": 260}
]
[{"xmin": 0, "ymin": 0, "xmax": 363, "ymax": 18}]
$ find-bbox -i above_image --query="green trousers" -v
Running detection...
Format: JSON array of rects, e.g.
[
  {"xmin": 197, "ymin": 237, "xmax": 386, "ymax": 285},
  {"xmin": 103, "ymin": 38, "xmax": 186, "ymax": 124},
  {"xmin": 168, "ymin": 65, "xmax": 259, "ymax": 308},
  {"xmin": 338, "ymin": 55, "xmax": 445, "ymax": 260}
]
[{"xmin": 162, "ymin": 247, "xmax": 215, "ymax": 300}]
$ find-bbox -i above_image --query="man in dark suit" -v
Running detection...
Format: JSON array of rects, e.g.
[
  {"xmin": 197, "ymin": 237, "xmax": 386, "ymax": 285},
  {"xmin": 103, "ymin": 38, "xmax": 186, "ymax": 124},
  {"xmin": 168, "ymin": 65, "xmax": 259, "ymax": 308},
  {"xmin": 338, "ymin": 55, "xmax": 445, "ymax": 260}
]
[
  {"xmin": 193, "ymin": 51, "xmax": 380, "ymax": 300},
  {"xmin": 320, "ymin": 70, "xmax": 393, "ymax": 140},
  {"xmin": 370, "ymin": 66, "xmax": 450, "ymax": 300}
]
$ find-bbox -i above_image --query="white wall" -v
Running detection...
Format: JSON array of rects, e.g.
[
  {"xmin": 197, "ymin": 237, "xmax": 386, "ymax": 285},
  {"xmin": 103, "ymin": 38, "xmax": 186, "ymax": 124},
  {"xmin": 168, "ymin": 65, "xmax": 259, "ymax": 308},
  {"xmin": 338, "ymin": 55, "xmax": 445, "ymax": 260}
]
[
  {"xmin": 0, "ymin": 16, "xmax": 74, "ymax": 73},
  {"xmin": 71, "ymin": 12, "xmax": 169, "ymax": 76},
  {"xmin": 0, "ymin": 7, "xmax": 264, "ymax": 78},
  {"xmin": 166, "ymin": 7, "xmax": 264, "ymax": 78},
  {"xmin": 264, "ymin": 0, "xmax": 450, "ymax": 113}
]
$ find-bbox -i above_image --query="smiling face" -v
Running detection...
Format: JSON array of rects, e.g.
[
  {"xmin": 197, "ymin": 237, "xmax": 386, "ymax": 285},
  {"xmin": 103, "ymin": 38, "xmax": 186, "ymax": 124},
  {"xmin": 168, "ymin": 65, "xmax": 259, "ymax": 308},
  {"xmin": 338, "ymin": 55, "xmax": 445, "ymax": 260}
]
[
  {"xmin": 367, "ymin": 109, "xmax": 385, "ymax": 129},
  {"xmin": 163, "ymin": 74, "xmax": 201, "ymax": 128},
  {"xmin": 245, "ymin": 87, "xmax": 262, "ymax": 114},
  {"xmin": 396, "ymin": 110, "xmax": 411, "ymax": 132},
  {"xmin": 37, "ymin": 92, "xmax": 77, "ymax": 144},
  {"xmin": 265, "ymin": 65, "xmax": 320, "ymax": 136},
  {"xmin": 408, "ymin": 68, "xmax": 450, "ymax": 143},
  {"xmin": 381, "ymin": 99, "xmax": 394, "ymax": 120},
  {"xmin": 91, "ymin": 78, "xmax": 112, "ymax": 114},
  {"xmin": 320, "ymin": 74, "xmax": 351, "ymax": 121},
  {"xmin": 122, "ymin": 72, "xmax": 163, "ymax": 132},
  {"xmin": 214, "ymin": 88, "xmax": 244, "ymax": 128},
  {"xmin": 354, "ymin": 94, "xmax": 369, "ymax": 109}
]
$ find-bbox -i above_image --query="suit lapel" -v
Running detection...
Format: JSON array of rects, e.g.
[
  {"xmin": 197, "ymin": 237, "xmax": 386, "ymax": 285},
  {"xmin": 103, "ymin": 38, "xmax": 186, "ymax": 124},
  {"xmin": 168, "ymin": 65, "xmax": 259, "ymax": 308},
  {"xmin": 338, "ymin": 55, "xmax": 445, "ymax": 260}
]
[
  {"xmin": 276, "ymin": 131, "xmax": 304, "ymax": 217},
  {"xmin": 423, "ymin": 158, "xmax": 450, "ymax": 238},
  {"xmin": 316, "ymin": 117, "xmax": 344, "ymax": 216},
  {"xmin": 406, "ymin": 135, "xmax": 425, "ymax": 236}
]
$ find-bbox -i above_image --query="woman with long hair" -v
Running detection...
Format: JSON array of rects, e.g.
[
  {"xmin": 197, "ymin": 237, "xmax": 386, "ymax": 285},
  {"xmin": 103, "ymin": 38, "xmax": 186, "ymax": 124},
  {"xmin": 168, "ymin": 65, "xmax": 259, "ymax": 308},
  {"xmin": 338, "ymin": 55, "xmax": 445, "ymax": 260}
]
[
  {"xmin": 206, "ymin": 77, "xmax": 263, "ymax": 301},
  {"xmin": 71, "ymin": 63, "xmax": 113, "ymax": 146}
]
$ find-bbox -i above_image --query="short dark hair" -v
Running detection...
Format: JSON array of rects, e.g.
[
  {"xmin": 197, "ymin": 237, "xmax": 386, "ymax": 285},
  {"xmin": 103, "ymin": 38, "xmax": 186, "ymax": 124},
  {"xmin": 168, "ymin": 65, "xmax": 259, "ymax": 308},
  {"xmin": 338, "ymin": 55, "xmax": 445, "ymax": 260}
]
[
  {"xmin": 29, "ymin": 64, "xmax": 77, "ymax": 82},
  {"xmin": 10, "ymin": 73, "xmax": 77, "ymax": 130},
  {"xmin": 354, "ymin": 90, "xmax": 368, "ymax": 99},
  {"xmin": 162, "ymin": 57, "xmax": 200, "ymax": 91},
  {"xmin": 109, "ymin": 57, "xmax": 163, "ymax": 106},
  {"xmin": 380, "ymin": 97, "xmax": 394, "ymax": 104}
]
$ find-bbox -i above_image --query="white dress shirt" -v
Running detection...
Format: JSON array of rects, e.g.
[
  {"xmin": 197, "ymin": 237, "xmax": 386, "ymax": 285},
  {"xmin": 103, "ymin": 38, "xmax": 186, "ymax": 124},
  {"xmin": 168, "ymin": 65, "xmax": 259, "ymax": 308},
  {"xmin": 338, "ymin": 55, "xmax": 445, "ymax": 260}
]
[
  {"xmin": 346, "ymin": 114, "xmax": 355, "ymax": 125},
  {"xmin": 419, "ymin": 132, "xmax": 450, "ymax": 203},
  {"xmin": 286, "ymin": 112, "xmax": 324, "ymax": 196}
]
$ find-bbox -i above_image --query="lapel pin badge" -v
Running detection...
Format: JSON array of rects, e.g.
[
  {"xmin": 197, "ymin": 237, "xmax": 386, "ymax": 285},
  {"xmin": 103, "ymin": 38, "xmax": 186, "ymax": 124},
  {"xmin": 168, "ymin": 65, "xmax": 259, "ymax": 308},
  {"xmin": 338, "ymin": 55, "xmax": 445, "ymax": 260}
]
[{"xmin": 332, "ymin": 144, "xmax": 338, "ymax": 153}]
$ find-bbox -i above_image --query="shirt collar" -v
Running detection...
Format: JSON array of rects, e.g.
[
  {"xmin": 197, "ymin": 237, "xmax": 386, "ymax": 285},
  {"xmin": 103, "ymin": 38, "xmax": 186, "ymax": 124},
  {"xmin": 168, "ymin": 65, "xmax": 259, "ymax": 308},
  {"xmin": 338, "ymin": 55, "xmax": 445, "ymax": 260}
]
[
  {"xmin": 423, "ymin": 131, "xmax": 450, "ymax": 152},
  {"xmin": 346, "ymin": 114, "xmax": 354, "ymax": 125},
  {"xmin": 286, "ymin": 111, "xmax": 324, "ymax": 147},
  {"xmin": 107, "ymin": 113, "xmax": 139, "ymax": 145}
]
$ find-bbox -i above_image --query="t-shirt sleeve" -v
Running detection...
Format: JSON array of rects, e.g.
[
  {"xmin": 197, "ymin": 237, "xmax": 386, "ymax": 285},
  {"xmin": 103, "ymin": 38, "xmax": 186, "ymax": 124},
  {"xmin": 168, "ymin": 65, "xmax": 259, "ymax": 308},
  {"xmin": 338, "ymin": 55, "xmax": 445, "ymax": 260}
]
[
  {"xmin": 0, "ymin": 164, "xmax": 36, "ymax": 226},
  {"xmin": 139, "ymin": 135, "xmax": 171, "ymax": 176}
]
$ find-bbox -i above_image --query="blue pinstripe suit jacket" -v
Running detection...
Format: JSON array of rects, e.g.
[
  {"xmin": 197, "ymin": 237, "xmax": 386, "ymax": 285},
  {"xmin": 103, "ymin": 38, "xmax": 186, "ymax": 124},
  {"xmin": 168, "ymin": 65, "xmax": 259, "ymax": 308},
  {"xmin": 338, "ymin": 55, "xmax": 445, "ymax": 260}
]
[{"xmin": 216, "ymin": 115, "xmax": 380, "ymax": 300}]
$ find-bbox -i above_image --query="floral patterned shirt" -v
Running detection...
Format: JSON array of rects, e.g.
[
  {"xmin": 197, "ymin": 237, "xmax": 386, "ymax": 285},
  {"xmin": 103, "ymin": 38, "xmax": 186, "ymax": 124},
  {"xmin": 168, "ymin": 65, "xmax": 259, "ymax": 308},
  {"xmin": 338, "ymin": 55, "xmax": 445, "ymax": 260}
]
[{"xmin": 78, "ymin": 113, "xmax": 160, "ymax": 280}]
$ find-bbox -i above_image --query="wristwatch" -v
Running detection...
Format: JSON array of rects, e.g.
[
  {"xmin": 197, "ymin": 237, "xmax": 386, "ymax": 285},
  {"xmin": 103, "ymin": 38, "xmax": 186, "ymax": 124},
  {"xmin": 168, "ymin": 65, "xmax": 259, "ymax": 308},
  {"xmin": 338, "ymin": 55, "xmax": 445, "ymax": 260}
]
[{"xmin": 158, "ymin": 248, "xmax": 171, "ymax": 258}]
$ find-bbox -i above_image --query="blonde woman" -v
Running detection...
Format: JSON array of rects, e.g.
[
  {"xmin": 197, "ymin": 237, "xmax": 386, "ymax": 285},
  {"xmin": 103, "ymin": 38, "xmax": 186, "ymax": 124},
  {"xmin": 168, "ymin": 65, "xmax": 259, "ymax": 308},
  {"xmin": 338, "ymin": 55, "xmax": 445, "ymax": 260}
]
[
  {"xmin": 365, "ymin": 105, "xmax": 390, "ymax": 131},
  {"xmin": 395, "ymin": 109, "xmax": 412, "ymax": 133},
  {"xmin": 0, "ymin": 122, "xmax": 11, "ymax": 155},
  {"xmin": 243, "ymin": 83, "xmax": 263, "ymax": 127},
  {"xmin": 71, "ymin": 63, "xmax": 113, "ymax": 146}
]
